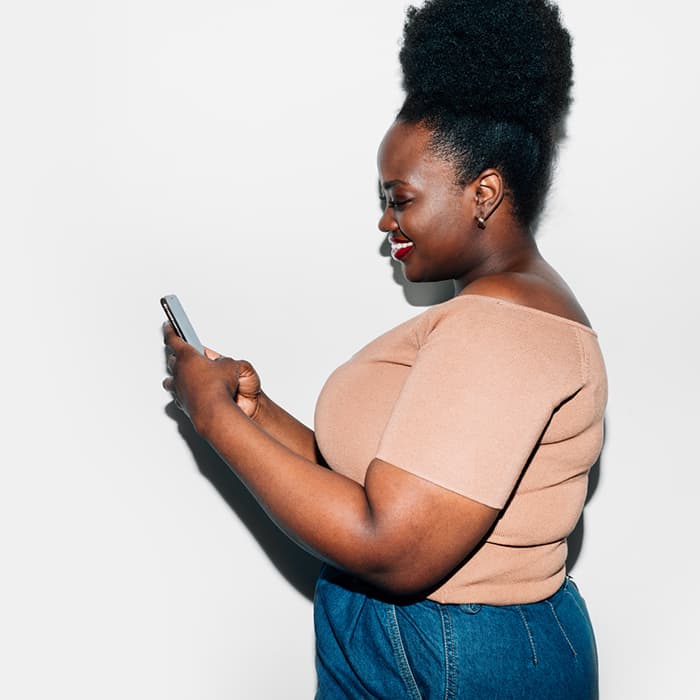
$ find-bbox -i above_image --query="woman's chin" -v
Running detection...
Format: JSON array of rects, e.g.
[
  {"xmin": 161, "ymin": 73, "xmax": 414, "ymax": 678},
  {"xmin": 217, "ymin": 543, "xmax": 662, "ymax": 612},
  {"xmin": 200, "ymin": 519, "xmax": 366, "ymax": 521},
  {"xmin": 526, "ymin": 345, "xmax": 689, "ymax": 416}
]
[{"xmin": 400, "ymin": 262, "xmax": 422, "ymax": 283}]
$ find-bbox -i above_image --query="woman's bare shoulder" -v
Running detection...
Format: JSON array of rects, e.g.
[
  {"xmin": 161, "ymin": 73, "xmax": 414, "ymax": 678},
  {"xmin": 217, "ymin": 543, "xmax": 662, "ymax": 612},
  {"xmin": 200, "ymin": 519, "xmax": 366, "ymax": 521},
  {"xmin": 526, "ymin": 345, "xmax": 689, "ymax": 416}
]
[{"xmin": 461, "ymin": 272, "xmax": 591, "ymax": 328}]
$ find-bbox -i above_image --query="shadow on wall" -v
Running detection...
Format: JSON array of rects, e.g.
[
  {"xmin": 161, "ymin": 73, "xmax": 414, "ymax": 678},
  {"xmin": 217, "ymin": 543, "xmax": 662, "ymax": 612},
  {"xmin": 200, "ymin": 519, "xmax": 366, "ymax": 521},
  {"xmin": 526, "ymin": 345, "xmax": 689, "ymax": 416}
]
[
  {"xmin": 566, "ymin": 419, "xmax": 606, "ymax": 573},
  {"xmin": 379, "ymin": 236, "xmax": 455, "ymax": 306},
  {"xmin": 165, "ymin": 402, "xmax": 322, "ymax": 602}
]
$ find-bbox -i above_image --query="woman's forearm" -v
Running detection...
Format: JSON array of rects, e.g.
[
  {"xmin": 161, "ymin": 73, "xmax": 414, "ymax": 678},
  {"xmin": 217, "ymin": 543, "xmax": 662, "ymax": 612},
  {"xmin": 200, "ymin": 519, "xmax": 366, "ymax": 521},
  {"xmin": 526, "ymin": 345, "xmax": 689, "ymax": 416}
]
[
  {"xmin": 252, "ymin": 392, "xmax": 325, "ymax": 465},
  {"xmin": 195, "ymin": 398, "xmax": 378, "ymax": 573}
]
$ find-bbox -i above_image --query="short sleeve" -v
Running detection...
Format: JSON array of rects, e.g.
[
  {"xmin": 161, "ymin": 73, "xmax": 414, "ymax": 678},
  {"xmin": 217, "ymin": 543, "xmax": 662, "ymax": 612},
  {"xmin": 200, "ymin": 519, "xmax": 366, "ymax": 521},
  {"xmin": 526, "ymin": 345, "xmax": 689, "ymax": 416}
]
[{"xmin": 374, "ymin": 299, "xmax": 585, "ymax": 509}]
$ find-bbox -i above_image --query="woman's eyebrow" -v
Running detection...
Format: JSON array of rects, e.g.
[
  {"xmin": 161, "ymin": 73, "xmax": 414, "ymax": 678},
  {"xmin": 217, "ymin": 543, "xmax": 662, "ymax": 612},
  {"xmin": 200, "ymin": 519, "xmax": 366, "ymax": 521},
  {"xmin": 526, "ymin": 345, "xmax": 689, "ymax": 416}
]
[{"xmin": 381, "ymin": 179, "xmax": 409, "ymax": 190}]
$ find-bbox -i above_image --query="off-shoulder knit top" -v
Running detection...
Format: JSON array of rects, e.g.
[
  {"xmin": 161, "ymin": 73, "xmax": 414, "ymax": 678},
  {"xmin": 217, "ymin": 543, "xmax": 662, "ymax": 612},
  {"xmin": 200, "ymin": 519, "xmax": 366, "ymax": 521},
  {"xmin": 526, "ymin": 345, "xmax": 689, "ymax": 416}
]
[{"xmin": 314, "ymin": 294, "xmax": 607, "ymax": 605}]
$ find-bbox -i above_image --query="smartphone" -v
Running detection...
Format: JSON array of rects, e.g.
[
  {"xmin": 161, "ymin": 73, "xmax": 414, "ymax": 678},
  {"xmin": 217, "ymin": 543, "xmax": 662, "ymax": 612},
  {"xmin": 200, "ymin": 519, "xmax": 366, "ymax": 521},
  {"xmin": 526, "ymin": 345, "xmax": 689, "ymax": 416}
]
[{"xmin": 160, "ymin": 294, "xmax": 205, "ymax": 355}]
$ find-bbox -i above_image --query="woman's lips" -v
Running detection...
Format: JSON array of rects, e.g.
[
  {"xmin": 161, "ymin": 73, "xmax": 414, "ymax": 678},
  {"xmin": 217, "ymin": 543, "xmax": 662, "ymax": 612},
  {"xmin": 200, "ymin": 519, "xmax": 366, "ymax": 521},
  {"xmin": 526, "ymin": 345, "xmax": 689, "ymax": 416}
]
[{"xmin": 389, "ymin": 236, "xmax": 414, "ymax": 262}]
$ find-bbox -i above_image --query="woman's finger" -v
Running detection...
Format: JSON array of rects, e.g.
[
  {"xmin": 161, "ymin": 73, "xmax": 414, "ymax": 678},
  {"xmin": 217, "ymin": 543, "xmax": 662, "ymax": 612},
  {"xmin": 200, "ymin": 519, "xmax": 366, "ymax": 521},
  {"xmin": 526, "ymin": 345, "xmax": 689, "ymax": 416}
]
[
  {"xmin": 162, "ymin": 377, "xmax": 185, "ymax": 412},
  {"xmin": 162, "ymin": 322, "xmax": 187, "ymax": 350}
]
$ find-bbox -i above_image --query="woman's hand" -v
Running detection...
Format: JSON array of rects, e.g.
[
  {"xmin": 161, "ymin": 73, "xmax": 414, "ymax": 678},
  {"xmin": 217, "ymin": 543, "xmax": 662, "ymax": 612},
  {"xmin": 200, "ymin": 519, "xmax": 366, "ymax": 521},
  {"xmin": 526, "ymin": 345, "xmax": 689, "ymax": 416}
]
[{"xmin": 162, "ymin": 323, "xmax": 262, "ymax": 430}]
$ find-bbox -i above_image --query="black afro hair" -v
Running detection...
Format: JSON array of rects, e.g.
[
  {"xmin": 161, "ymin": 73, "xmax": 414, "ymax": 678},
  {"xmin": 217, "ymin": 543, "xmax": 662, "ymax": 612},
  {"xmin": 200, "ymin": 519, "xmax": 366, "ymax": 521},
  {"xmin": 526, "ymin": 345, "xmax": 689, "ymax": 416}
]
[{"xmin": 397, "ymin": 0, "xmax": 574, "ymax": 226}]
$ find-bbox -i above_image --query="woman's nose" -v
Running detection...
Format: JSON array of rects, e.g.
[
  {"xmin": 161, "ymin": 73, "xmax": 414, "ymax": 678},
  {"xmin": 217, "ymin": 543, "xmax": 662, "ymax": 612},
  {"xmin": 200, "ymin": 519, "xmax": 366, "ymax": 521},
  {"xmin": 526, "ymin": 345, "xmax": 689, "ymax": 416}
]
[{"xmin": 378, "ymin": 206, "xmax": 397, "ymax": 234}]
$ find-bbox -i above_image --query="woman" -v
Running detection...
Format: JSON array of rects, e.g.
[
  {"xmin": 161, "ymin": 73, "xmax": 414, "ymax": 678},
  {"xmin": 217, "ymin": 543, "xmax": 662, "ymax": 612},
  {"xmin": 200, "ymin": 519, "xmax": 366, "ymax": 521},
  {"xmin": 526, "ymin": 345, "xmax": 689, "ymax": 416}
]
[{"xmin": 163, "ymin": 0, "xmax": 605, "ymax": 697}]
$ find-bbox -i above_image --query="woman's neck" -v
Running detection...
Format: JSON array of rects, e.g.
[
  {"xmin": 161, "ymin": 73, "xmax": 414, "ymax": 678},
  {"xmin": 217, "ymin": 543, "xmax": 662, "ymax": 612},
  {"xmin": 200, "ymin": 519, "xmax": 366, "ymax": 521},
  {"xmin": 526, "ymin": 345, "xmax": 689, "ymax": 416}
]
[{"xmin": 453, "ymin": 232, "xmax": 540, "ymax": 295}]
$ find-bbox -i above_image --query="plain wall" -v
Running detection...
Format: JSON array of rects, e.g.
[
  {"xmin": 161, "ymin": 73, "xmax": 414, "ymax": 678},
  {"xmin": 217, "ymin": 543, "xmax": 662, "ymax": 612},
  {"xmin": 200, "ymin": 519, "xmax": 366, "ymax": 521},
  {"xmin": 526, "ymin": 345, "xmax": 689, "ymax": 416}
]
[{"xmin": 2, "ymin": 1, "xmax": 698, "ymax": 697}]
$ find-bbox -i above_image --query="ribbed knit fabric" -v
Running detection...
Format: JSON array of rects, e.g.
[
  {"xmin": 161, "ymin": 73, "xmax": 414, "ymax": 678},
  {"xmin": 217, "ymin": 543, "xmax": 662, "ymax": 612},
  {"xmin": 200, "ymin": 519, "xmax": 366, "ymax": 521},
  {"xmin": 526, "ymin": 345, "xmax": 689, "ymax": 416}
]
[{"xmin": 315, "ymin": 294, "xmax": 607, "ymax": 604}]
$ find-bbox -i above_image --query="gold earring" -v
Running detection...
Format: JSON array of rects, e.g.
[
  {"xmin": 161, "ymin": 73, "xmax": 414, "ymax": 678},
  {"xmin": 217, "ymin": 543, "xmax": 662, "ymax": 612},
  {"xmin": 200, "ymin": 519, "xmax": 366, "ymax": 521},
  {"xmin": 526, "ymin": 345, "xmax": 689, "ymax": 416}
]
[{"xmin": 476, "ymin": 216, "xmax": 486, "ymax": 229}]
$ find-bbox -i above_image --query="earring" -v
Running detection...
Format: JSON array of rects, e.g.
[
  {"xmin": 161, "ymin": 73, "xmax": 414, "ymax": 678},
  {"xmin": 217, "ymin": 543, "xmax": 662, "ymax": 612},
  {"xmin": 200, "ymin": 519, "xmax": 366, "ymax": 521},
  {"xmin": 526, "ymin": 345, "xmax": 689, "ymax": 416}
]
[{"xmin": 476, "ymin": 216, "xmax": 486, "ymax": 229}]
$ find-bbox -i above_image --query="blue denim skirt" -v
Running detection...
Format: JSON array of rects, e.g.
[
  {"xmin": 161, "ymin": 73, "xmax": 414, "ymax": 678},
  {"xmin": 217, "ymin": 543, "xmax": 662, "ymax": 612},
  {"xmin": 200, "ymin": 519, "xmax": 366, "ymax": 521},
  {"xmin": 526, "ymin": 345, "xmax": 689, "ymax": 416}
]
[{"xmin": 314, "ymin": 566, "xmax": 598, "ymax": 699}]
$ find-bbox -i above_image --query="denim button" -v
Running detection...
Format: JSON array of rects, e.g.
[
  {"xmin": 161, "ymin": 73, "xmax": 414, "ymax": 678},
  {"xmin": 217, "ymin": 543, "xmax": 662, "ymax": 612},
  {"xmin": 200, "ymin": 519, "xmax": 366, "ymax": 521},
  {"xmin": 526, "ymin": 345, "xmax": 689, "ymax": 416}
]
[{"xmin": 460, "ymin": 603, "xmax": 481, "ymax": 614}]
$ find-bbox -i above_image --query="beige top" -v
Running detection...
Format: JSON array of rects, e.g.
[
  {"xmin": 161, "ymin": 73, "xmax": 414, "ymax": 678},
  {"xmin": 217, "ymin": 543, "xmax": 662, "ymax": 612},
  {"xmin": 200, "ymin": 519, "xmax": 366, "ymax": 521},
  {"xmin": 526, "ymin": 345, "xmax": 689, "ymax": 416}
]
[{"xmin": 314, "ymin": 294, "xmax": 607, "ymax": 604}]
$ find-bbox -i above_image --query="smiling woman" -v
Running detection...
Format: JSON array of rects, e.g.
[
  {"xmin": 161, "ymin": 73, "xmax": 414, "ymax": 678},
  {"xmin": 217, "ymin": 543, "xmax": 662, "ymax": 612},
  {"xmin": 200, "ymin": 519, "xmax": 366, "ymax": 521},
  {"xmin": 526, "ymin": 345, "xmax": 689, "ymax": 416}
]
[
  {"xmin": 163, "ymin": 0, "xmax": 606, "ymax": 697},
  {"xmin": 378, "ymin": 121, "xmax": 513, "ymax": 286}
]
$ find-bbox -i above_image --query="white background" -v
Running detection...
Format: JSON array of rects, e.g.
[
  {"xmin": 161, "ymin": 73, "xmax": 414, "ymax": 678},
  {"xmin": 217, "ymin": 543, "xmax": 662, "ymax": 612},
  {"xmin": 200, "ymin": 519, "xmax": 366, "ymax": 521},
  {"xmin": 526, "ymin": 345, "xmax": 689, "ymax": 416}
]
[{"xmin": 1, "ymin": 1, "xmax": 698, "ymax": 697}]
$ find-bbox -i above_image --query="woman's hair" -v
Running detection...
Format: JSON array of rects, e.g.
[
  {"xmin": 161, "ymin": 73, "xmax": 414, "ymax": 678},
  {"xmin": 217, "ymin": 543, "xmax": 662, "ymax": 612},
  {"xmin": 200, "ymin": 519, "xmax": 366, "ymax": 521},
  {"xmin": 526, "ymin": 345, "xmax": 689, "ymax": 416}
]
[{"xmin": 397, "ymin": 0, "xmax": 573, "ymax": 227}]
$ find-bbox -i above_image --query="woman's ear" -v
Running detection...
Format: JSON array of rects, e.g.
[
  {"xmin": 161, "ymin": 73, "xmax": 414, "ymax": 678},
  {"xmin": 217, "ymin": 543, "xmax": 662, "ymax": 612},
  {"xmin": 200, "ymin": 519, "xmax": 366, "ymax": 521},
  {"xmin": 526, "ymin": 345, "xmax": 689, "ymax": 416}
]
[{"xmin": 470, "ymin": 169, "xmax": 505, "ymax": 228}]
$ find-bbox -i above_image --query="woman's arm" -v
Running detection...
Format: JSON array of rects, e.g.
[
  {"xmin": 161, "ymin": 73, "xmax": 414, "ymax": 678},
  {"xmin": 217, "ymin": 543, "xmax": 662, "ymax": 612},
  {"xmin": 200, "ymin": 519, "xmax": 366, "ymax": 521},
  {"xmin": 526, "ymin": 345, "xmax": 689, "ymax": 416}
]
[
  {"xmin": 164, "ymin": 327, "xmax": 498, "ymax": 597},
  {"xmin": 250, "ymin": 392, "xmax": 323, "ymax": 465},
  {"xmin": 196, "ymin": 344, "xmax": 322, "ymax": 464}
]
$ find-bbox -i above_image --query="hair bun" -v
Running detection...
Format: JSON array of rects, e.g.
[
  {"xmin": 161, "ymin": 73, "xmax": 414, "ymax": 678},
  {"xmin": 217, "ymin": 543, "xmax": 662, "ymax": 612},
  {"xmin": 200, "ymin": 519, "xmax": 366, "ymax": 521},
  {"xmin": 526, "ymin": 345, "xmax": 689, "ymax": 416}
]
[{"xmin": 399, "ymin": 0, "xmax": 573, "ymax": 137}]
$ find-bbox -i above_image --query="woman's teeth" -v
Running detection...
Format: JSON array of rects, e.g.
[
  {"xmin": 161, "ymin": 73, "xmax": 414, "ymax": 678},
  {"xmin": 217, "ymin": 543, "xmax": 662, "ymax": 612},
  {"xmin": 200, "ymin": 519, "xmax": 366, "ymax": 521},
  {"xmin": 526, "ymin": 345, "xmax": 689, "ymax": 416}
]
[{"xmin": 390, "ymin": 240, "xmax": 414, "ymax": 260}]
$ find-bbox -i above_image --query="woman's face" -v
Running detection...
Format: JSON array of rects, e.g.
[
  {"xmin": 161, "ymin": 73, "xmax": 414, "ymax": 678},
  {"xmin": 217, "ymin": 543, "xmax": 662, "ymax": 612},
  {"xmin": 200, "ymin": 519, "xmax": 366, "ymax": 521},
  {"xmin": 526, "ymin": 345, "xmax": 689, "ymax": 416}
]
[{"xmin": 377, "ymin": 120, "xmax": 483, "ymax": 284}]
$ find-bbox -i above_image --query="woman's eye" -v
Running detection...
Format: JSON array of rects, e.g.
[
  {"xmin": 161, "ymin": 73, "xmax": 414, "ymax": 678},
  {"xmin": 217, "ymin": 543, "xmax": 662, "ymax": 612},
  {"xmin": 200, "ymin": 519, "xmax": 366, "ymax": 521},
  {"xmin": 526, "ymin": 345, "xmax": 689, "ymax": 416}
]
[{"xmin": 378, "ymin": 186, "xmax": 410, "ymax": 211}]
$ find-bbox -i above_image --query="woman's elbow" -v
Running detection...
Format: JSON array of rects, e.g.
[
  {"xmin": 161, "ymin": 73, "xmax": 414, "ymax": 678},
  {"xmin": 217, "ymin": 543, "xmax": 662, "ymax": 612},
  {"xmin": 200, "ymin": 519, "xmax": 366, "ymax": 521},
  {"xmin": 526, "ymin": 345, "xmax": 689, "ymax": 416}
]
[{"xmin": 357, "ymin": 554, "xmax": 450, "ymax": 598}]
